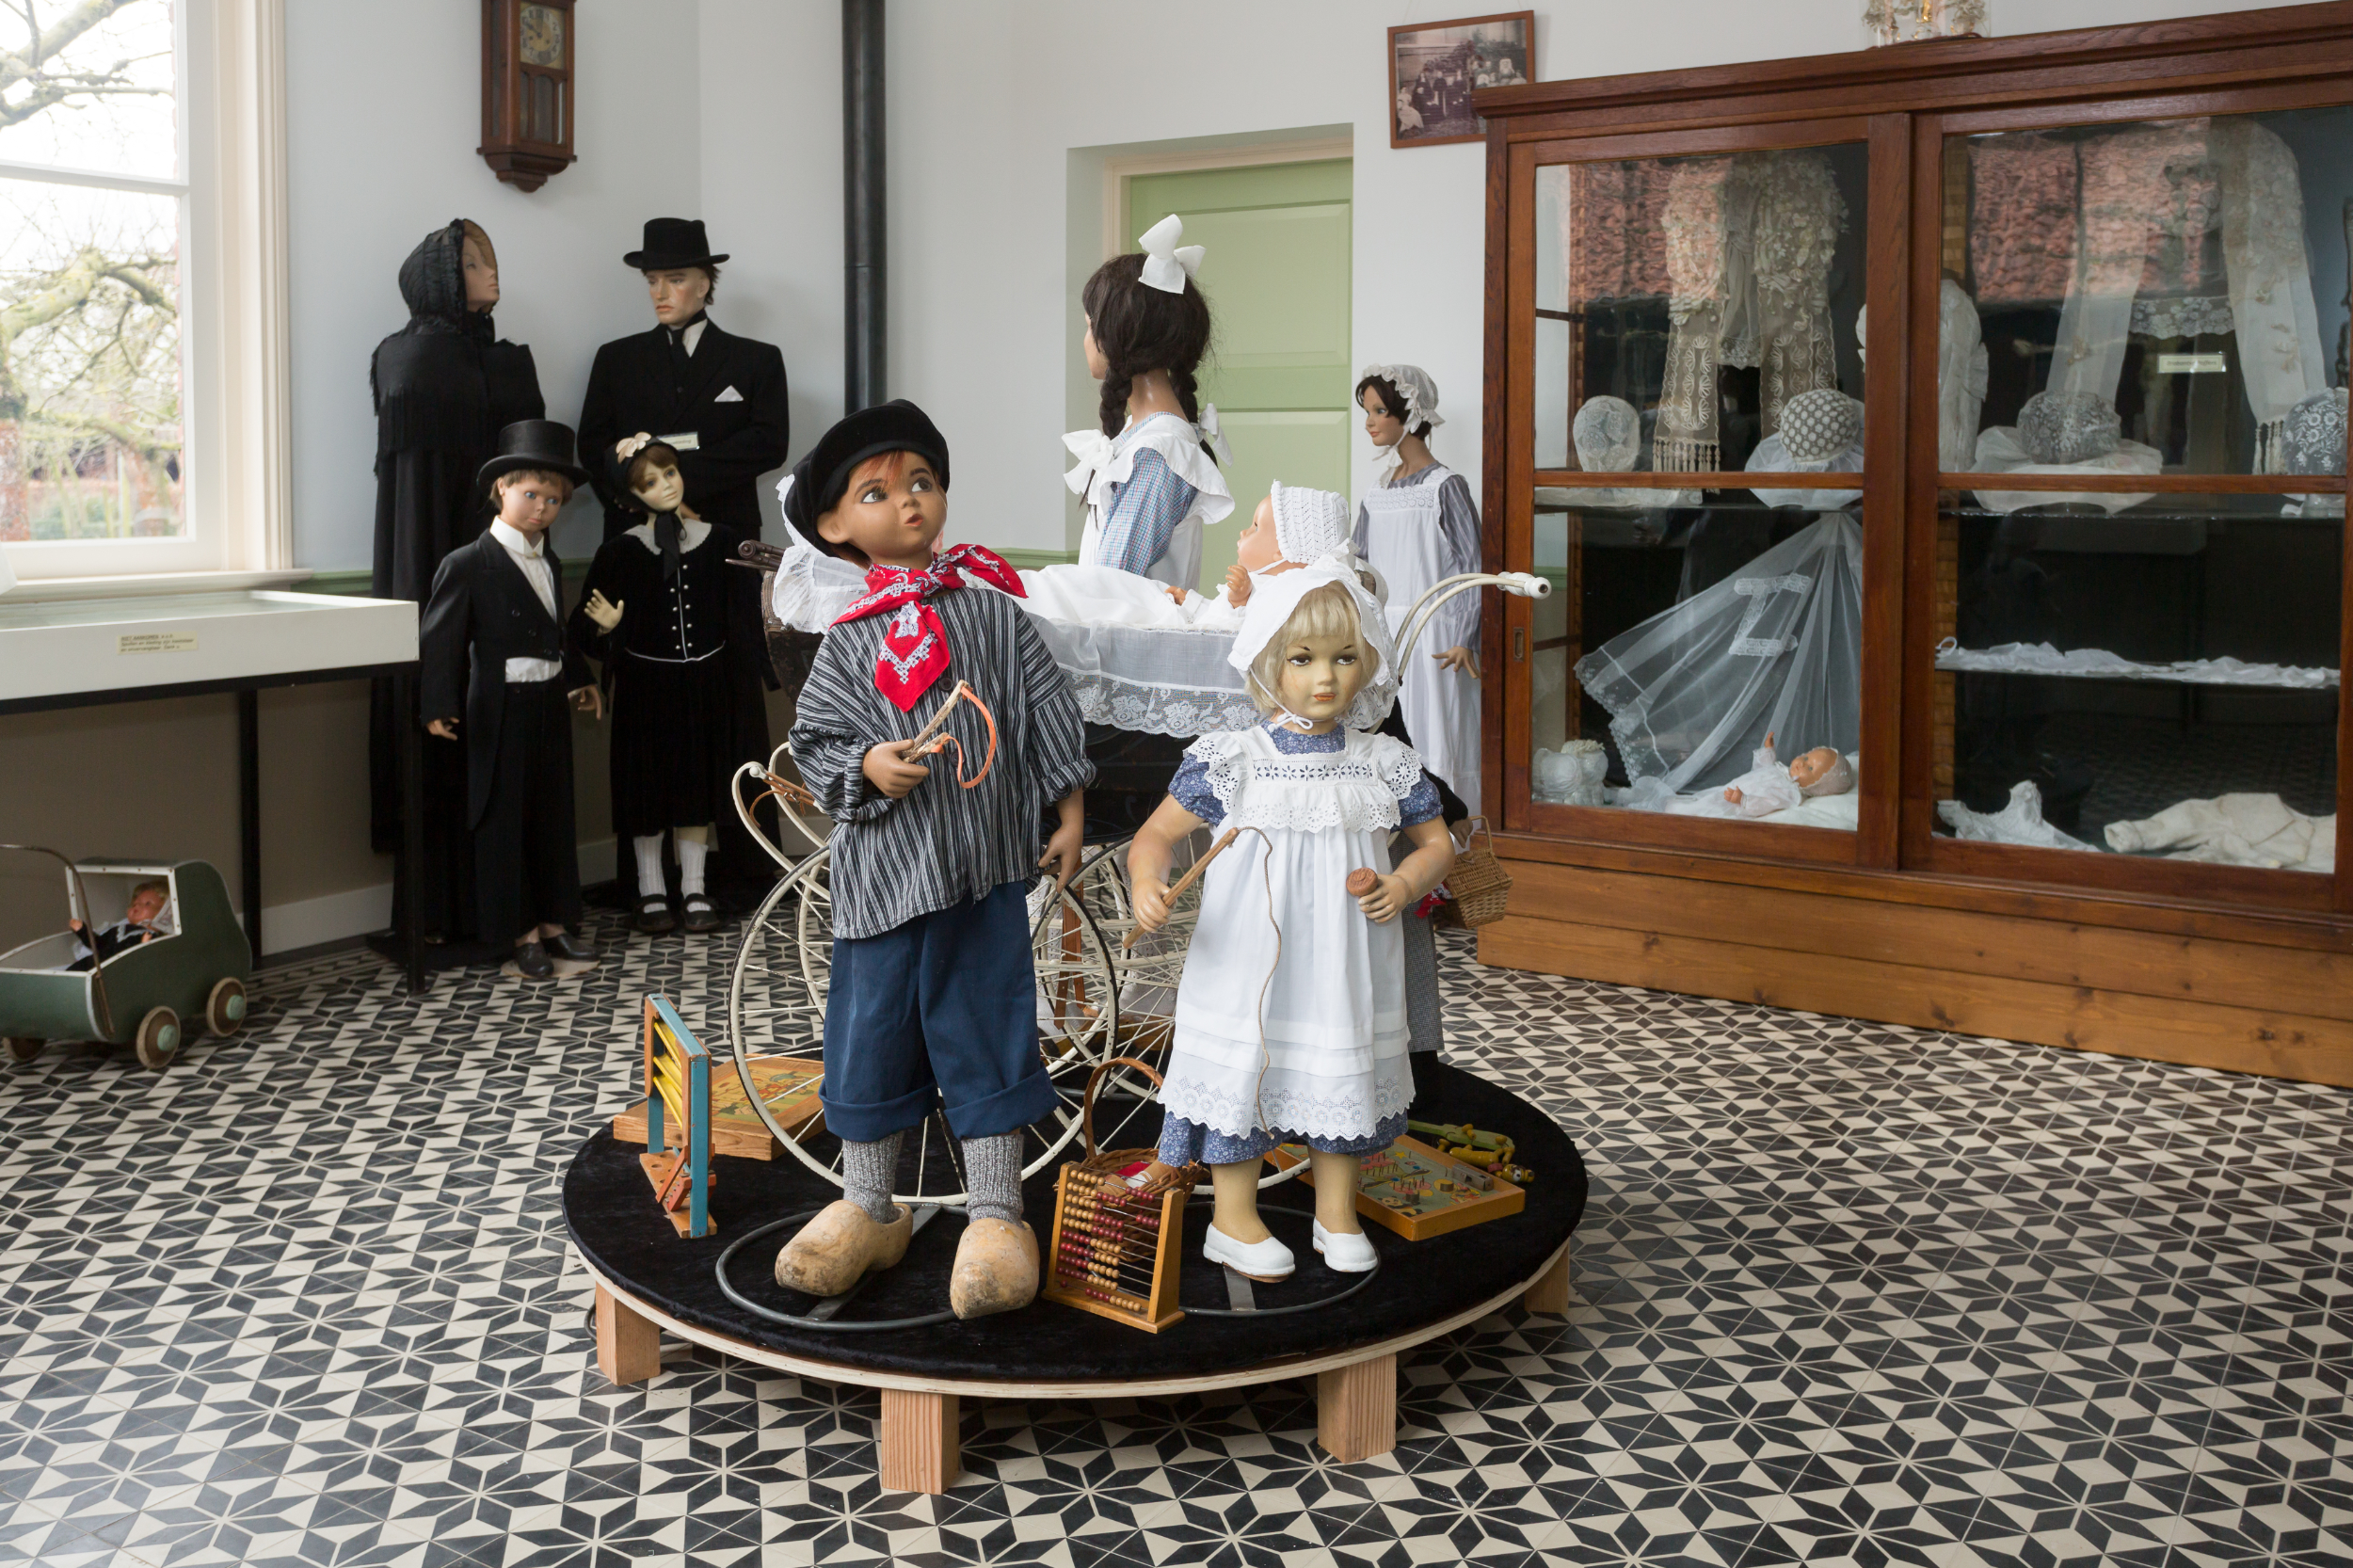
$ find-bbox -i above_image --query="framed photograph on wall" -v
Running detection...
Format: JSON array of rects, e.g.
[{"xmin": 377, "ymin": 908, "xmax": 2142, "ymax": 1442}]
[{"xmin": 1387, "ymin": 11, "xmax": 1534, "ymax": 149}]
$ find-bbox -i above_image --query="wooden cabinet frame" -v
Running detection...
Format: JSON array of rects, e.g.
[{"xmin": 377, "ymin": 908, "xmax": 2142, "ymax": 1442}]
[{"xmin": 1474, "ymin": 5, "xmax": 2353, "ymax": 1083}]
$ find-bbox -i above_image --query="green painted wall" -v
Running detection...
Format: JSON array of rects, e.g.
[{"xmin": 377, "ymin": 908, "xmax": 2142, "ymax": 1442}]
[{"xmin": 1126, "ymin": 159, "xmax": 1353, "ymax": 591}]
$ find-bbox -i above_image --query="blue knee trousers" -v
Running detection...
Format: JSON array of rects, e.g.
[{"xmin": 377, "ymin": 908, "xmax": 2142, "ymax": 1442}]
[{"xmin": 820, "ymin": 881, "xmax": 1056, "ymax": 1144}]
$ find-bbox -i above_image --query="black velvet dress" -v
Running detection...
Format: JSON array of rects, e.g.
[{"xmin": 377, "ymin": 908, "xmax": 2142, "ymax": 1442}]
[{"xmin": 367, "ymin": 220, "xmax": 545, "ymax": 941}]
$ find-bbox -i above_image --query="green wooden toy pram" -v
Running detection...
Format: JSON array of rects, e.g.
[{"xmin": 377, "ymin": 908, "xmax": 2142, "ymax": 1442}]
[{"xmin": 0, "ymin": 849, "xmax": 254, "ymax": 1070}]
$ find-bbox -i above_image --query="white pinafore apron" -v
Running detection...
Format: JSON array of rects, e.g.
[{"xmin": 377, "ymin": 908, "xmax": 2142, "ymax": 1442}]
[
  {"xmin": 1157, "ymin": 726, "xmax": 1417, "ymax": 1144},
  {"xmin": 1065, "ymin": 412, "xmax": 1234, "ymax": 592},
  {"xmin": 1357, "ymin": 467, "xmax": 1481, "ymax": 809}
]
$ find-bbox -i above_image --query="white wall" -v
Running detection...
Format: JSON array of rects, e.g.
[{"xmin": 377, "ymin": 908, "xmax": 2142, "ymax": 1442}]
[
  {"xmin": 685, "ymin": 0, "xmax": 2297, "ymax": 561},
  {"xmin": 286, "ymin": 0, "xmax": 705, "ymax": 568}
]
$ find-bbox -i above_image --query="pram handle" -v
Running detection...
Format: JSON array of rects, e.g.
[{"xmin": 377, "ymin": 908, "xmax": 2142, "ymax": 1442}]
[
  {"xmin": 0, "ymin": 844, "xmax": 117, "ymax": 1039},
  {"xmin": 1393, "ymin": 572, "xmax": 1550, "ymax": 666}
]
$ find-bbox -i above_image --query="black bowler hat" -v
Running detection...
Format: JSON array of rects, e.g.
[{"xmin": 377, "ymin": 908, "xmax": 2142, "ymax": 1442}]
[
  {"xmin": 781, "ymin": 401, "xmax": 952, "ymax": 553},
  {"xmin": 623, "ymin": 216, "xmax": 728, "ymax": 271},
  {"xmin": 476, "ymin": 419, "xmax": 589, "ymax": 497}
]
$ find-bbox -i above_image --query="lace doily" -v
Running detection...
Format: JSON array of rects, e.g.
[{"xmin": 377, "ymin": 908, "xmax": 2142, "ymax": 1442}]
[
  {"xmin": 2132, "ymin": 296, "xmax": 2235, "ymax": 339},
  {"xmin": 2017, "ymin": 391, "xmax": 2122, "ymax": 465},
  {"xmin": 1574, "ymin": 395, "xmax": 1641, "ymax": 472},
  {"xmin": 2281, "ymin": 388, "xmax": 2347, "ymax": 477}
]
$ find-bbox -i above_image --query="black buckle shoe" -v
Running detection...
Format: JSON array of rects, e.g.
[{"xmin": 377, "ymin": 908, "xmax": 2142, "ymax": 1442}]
[
  {"xmin": 635, "ymin": 895, "xmax": 677, "ymax": 935},
  {"xmin": 545, "ymin": 931, "xmax": 599, "ymax": 963},
  {"xmin": 681, "ymin": 895, "xmax": 721, "ymax": 934},
  {"xmin": 510, "ymin": 940, "xmax": 555, "ymax": 980}
]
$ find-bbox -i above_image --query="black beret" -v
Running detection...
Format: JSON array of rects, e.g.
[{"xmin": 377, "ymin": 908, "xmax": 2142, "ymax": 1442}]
[{"xmin": 781, "ymin": 400, "xmax": 950, "ymax": 552}]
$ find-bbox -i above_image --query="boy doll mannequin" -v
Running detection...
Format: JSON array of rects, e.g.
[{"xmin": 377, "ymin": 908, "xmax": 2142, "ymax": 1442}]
[
  {"xmin": 68, "ymin": 879, "xmax": 171, "ymax": 971},
  {"xmin": 776, "ymin": 402, "xmax": 1093, "ymax": 1320},
  {"xmin": 420, "ymin": 421, "xmax": 603, "ymax": 981},
  {"xmin": 1130, "ymin": 545, "xmax": 1456, "ymax": 1280},
  {"xmin": 571, "ymin": 434, "xmax": 771, "ymax": 935}
]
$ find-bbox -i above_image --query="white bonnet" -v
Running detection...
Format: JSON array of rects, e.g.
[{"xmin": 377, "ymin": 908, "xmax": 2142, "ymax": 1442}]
[
  {"xmin": 1358, "ymin": 363, "xmax": 1444, "ymax": 433},
  {"xmin": 1227, "ymin": 552, "xmax": 1399, "ymax": 731},
  {"xmin": 1269, "ymin": 480, "xmax": 1352, "ymax": 565}
]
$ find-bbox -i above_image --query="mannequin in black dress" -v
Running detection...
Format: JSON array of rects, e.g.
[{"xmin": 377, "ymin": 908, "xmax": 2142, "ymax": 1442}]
[
  {"xmin": 369, "ymin": 220, "xmax": 546, "ymax": 946},
  {"xmin": 570, "ymin": 437, "xmax": 773, "ymax": 934}
]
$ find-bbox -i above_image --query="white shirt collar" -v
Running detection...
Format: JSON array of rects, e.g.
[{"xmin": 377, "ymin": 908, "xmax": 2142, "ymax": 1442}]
[
  {"xmin": 672, "ymin": 317, "xmax": 708, "ymax": 356},
  {"xmin": 489, "ymin": 520, "xmax": 545, "ymax": 558}
]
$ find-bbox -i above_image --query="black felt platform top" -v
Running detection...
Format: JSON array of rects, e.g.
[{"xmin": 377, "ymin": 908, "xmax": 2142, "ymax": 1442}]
[{"xmin": 563, "ymin": 1059, "xmax": 1586, "ymax": 1383}]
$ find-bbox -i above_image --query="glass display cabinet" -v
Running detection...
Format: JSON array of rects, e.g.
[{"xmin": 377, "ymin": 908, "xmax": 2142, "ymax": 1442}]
[{"xmin": 1475, "ymin": 5, "xmax": 2353, "ymax": 1084}]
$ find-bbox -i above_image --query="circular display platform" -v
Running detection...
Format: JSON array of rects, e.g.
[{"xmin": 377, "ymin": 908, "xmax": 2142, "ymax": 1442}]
[{"xmin": 564, "ymin": 1059, "xmax": 1586, "ymax": 1384}]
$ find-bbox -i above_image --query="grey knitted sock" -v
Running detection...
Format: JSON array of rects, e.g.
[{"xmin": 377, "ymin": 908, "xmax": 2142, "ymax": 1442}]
[
  {"xmin": 961, "ymin": 1133, "xmax": 1026, "ymax": 1226},
  {"xmin": 840, "ymin": 1131, "xmax": 904, "ymax": 1224}
]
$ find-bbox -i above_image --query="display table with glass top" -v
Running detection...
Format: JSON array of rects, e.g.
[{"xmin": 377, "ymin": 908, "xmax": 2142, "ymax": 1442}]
[
  {"xmin": 1474, "ymin": 5, "xmax": 2353, "ymax": 1086},
  {"xmin": 0, "ymin": 588, "xmax": 425, "ymax": 987}
]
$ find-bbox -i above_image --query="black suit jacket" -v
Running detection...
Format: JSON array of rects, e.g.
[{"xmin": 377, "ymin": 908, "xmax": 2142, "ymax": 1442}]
[
  {"xmin": 577, "ymin": 320, "xmax": 789, "ymax": 541},
  {"xmin": 419, "ymin": 532, "xmax": 593, "ymax": 827}
]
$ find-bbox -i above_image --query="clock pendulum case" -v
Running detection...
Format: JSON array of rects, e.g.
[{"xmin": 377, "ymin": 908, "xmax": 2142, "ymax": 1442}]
[{"xmin": 479, "ymin": 0, "xmax": 577, "ymax": 191}]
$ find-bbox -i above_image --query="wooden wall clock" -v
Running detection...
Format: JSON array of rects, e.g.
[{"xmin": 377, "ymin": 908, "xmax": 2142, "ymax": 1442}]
[{"xmin": 479, "ymin": 0, "xmax": 577, "ymax": 191}]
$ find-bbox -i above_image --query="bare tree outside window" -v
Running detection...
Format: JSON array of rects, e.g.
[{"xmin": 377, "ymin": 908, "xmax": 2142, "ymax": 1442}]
[{"xmin": 0, "ymin": 0, "xmax": 184, "ymax": 544}]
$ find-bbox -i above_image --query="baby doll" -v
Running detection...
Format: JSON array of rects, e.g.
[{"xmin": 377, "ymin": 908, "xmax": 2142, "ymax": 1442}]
[
  {"xmin": 68, "ymin": 879, "xmax": 170, "ymax": 971},
  {"xmin": 1718, "ymin": 735, "xmax": 1855, "ymax": 818},
  {"xmin": 1353, "ymin": 364, "xmax": 1483, "ymax": 811},
  {"xmin": 775, "ymin": 401, "xmax": 1093, "ymax": 1320},
  {"xmin": 1128, "ymin": 555, "xmax": 1456, "ymax": 1281},
  {"xmin": 1064, "ymin": 214, "xmax": 1234, "ymax": 589},
  {"xmin": 569, "ymin": 433, "xmax": 772, "ymax": 936},
  {"xmin": 419, "ymin": 421, "xmax": 603, "ymax": 981}
]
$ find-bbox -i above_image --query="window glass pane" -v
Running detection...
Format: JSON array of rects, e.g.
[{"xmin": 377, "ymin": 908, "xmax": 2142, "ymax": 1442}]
[
  {"xmin": 1932, "ymin": 495, "xmax": 2338, "ymax": 868},
  {"xmin": 1529, "ymin": 491, "xmax": 1862, "ymax": 831},
  {"xmin": 0, "ymin": 178, "xmax": 184, "ymax": 541},
  {"xmin": 1533, "ymin": 144, "xmax": 1868, "ymax": 476},
  {"xmin": 1945, "ymin": 106, "xmax": 2353, "ymax": 480},
  {"xmin": 0, "ymin": 0, "xmax": 180, "ymax": 179}
]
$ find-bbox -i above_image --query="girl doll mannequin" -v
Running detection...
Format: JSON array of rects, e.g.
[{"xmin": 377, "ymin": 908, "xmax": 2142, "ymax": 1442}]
[
  {"xmin": 570, "ymin": 434, "xmax": 772, "ymax": 935},
  {"xmin": 1129, "ymin": 556, "xmax": 1457, "ymax": 1280},
  {"xmin": 1064, "ymin": 215, "xmax": 1235, "ymax": 590},
  {"xmin": 1353, "ymin": 364, "xmax": 1484, "ymax": 811}
]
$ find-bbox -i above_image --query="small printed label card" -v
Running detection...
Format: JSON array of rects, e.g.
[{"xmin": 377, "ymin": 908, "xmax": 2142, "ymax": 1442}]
[{"xmin": 118, "ymin": 632, "xmax": 198, "ymax": 655}]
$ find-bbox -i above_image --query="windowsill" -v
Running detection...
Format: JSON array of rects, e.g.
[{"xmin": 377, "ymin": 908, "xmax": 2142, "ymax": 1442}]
[{"xmin": 0, "ymin": 568, "xmax": 315, "ymax": 604}]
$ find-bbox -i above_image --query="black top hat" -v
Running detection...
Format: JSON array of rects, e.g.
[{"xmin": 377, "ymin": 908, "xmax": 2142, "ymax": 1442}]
[
  {"xmin": 477, "ymin": 419, "xmax": 589, "ymax": 497},
  {"xmin": 782, "ymin": 401, "xmax": 952, "ymax": 553},
  {"xmin": 623, "ymin": 217, "xmax": 728, "ymax": 271}
]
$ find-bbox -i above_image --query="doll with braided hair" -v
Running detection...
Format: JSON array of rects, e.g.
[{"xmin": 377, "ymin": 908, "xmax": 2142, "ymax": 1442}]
[{"xmin": 1064, "ymin": 215, "xmax": 1235, "ymax": 592}]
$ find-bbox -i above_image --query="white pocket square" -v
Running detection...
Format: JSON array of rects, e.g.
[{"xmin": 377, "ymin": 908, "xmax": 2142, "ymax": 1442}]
[{"xmin": 713, "ymin": 385, "xmax": 744, "ymax": 403}]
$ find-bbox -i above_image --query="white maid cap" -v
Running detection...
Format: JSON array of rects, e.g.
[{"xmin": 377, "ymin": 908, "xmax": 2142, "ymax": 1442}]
[{"xmin": 1227, "ymin": 550, "xmax": 1399, "ymax": 731}]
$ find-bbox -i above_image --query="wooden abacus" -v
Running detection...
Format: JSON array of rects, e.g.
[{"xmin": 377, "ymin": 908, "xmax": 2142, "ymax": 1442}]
[{"xmin": 1040, "ymin": 1057, "xmax": 1202, "ymax": 1334}]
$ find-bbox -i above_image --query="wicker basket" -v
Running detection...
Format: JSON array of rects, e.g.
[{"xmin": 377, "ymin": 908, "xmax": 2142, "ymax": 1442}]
[{"xmin": 1432, "ymin": 818, "xmax": 1513, "ymax": 929}]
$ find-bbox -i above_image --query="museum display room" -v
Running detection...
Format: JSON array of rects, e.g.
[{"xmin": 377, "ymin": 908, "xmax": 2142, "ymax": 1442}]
[
  {"xmin": 1479, "ymin": 4, "xmax": 2353, "ymax": 1086},
  {"xmin": 2, "ymin": 5, "xmax": 2349, "ymax": 1567}
]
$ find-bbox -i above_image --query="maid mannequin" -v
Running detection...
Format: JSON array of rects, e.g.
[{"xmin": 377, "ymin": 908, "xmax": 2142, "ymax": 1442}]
[
  {"xmin": 1353, "ymin": 363, "xmax": 1483, "ymax": 810},
  {"xmin": 569, "ymin": 434, "xmax": 772, "ymax": 935},
  {"xmin": 1129, "ymin": 552, "xmax": 1456, "ymax": 1281},
  {"xmin": 1064, "ymin": 215, "xmax": 1235, "ymax": 591}
]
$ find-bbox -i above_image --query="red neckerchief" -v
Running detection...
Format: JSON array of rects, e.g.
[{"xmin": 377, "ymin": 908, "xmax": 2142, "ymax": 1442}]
[{"xmin": 831, "ymin": 543, "xmax": 1027, "ymax": 712}]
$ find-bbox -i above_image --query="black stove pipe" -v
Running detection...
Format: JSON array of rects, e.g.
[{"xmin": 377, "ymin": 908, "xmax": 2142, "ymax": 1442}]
[{"xmin": 843, "ymin": 0, "xmax": 886, "ymax": 411}]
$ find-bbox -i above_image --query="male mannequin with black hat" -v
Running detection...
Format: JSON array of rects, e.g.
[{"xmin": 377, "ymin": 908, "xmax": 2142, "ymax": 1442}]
[
  {"xmin": 577, "ymin": 219, "xmax": 790, "ymax": 542},
  {"xmin": 419, "ymin": 420, "xmax": 604, "ymax": 982}
]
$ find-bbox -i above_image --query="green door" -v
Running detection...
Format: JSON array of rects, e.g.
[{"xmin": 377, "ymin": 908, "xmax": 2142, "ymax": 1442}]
[{"xmin": 1126, "ymin": 160, "xmax": 1353, "ymax": 592}]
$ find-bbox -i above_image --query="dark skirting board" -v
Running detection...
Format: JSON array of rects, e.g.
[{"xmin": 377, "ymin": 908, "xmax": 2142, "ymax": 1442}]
[{"xmin": 563, "ymin": 1059, "xmax": 1586, "ymax": 1383}]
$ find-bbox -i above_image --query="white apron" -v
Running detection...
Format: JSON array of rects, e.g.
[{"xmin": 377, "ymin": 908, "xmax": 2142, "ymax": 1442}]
[
  {"xmin": 1064, "ymin": 412, "xmax": 1235, "ymax": 591},
  {"xmin": 1159, "ymin": 726, "xmax": 1419, "ymax": 1143},
  {"xmin": 1358, "ymin": 467, "xmax": 1481, "ymax": 809}
]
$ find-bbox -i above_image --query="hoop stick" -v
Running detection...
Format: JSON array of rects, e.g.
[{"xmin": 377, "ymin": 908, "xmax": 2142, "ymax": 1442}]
[{"xmin": 1124, "ymin": 826, "xmax": 1241, "ymax": 952}]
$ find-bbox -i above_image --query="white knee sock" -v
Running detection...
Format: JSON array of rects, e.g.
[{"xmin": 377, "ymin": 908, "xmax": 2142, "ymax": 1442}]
[
  {"xmin": 677, "ymin": 834, "xmax": 709, "ymax": 897},
  {"xmin": 632, "ymin": 835, "xmax": 666, "ymax": 898}
]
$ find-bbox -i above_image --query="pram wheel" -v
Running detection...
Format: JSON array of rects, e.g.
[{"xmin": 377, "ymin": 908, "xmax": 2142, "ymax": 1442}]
[
  {"xmin": 6, "ymin": 1038, "xmax": 41, "ymax": 1064},
  {"xmin": 727, "ymin": 844, "xmax": 1139, "ymax": 1205},
  {"xmin": 135, "ymin": 1007, "xmax": 180, "ymax": 1070},
  {"xmin": 206, "ymin": 978, "xmax": 248, "ymax": 1037}
]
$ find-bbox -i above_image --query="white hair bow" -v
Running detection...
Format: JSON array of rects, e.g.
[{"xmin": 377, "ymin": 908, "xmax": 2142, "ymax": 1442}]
[
  {"xmin": 1194, "ymin": 403, "xmax": 1231, "ymax": 466},
  {"xmin": 1137, "ymin": 214, "xmax": 1205, "ymax": 295}
]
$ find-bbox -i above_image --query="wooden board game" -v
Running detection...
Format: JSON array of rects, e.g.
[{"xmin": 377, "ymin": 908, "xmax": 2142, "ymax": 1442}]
[
  {"xmin": 1268, "ymin": 1134, "xmax": 1525, "ymax": 1240},
  {"xmin": 613, "ymin": 1053, "xmax": 825, "ymax": 1161}
]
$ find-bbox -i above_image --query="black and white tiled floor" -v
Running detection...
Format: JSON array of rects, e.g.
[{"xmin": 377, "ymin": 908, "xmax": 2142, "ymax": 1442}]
[{"xmin": 3, "ymin": 915, "xmax": 2349, "ymax": 1567}]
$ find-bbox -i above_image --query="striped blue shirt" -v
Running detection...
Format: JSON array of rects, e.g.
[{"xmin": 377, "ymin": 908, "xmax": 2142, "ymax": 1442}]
[{"xmin": 1096, "ymin": 447, "xmax": 1198, "ymax": 578}]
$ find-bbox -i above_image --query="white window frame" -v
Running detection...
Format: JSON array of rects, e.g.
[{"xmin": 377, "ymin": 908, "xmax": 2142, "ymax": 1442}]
[{"xmin": 2, "ymin": 0, "xmax": 290, "ymax": 584}]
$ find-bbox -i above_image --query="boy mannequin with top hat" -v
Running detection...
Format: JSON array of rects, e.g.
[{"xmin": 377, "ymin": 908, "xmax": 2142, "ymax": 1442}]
[
  {"xmin": 578, "ymin": 218, "xmax": 790, "ymax": 543},
  {"xmin": 420, "ymin": 420, "xmax": 604, "ymax": 981}
]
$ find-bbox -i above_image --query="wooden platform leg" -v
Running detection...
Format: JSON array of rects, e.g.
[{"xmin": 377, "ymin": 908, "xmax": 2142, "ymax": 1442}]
[
  {"xmin": 595, "ymin": 1285, "xmax": 661, "ymax": 1385},
  {"xmin": 879, "ymin": 1389, "xmax": 960, "ymax": 1494},
  {"xmin": 1521, "ymin": 1243, "xmax": 1573, "ymax": 1316},
  {"xmin": 1317, "ymin": 1352, "xmax": 1397, "ymax": 1463}
]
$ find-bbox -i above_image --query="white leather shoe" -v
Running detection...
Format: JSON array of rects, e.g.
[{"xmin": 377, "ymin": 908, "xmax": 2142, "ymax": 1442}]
[
  {"xmin": 1204, "ymin": 1223, "xmax": 1295, "ymax": 1282},
  {"xmin": 1313, "ymin": 1220, "xmax": 1379, "ymax": 1272}
]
